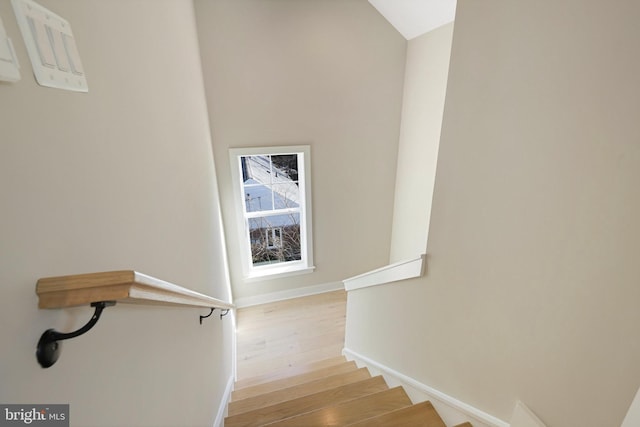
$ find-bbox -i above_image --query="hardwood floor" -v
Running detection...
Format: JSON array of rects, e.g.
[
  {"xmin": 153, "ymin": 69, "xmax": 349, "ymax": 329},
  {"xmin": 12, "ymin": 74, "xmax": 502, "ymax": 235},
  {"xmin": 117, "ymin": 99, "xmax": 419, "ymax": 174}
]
[
  {"xmin": 235, "ymin": 290, "xmax": 347, "ymax": 382},
  {"xmin": 230, "ymin": 291, "xmax": 463, "ymax": 426}
]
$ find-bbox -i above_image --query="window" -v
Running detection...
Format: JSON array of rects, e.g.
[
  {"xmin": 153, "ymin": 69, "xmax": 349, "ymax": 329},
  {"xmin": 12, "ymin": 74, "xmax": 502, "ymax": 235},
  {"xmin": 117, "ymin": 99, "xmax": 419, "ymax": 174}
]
[
  {"xmin": 229, "ymin": 146, "xmax": 314, "ymax": 280},
  {"xmin": 266, "ymin": 227, "xmax": 283, "ymax": 250}
]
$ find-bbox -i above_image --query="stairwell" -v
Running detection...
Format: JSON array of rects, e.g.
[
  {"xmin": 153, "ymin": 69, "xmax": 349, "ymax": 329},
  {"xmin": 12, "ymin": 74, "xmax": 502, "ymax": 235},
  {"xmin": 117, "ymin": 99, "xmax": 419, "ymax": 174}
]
[{"xmin": 225, "ymin": 356, "xmax": 473, "ymax": 427}]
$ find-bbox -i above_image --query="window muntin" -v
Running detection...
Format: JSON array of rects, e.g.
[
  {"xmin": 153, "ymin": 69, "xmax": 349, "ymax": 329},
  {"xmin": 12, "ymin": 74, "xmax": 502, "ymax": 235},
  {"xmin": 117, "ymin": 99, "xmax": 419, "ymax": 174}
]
[{"xmin": 230, "ymin": 146, "xmax": 314, "ymax": 279}]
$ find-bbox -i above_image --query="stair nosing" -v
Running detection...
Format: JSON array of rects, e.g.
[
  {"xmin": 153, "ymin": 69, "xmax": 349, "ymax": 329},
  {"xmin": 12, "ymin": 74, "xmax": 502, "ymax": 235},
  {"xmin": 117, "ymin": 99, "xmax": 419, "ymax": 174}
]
[
  {"xmin": 343, "ymin": 400, "xmax": 446, "ymax": 427},
  {"xmin": 225, "ymin": 376, "xmax": 389, "ymax": 427},
  {"xmin": 259, "ymin": 386, "xmax": 412, "ymax": 427},
  {"xmin": 228, "ymin": 367, "xmax": 372, "ymax": 416},
  {"xmin": 231, "ymin": 360, "xmax": 359, "ymax": 401}
]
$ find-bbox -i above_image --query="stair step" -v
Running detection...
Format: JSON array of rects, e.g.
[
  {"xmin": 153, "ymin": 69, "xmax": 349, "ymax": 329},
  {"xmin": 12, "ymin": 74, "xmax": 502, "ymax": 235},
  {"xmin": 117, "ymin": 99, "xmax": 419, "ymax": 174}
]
[
  {"xmin": 235, "ymin": 355, "xmax": 347, "ymax": 389},
  {"xmin": 263, "ymin": 386, "xmax": 412, "ymax": 426},
  {"xmin": 225, "ymin": 376, "xmax": 388, "ymax": 427},
  {"xmin": 345, "ymin": 401, "xmax": 446, "ymax": 427},
  {"xmin": 232, "ymin": 360, "xmax": 358, "ymax": 401},
  {"xmin": 453, "ymin": 423, "xmax": 474, "ymax": 427},
  {"xmin": 228, "ymin": 367, "xmax": 372, "ymax": 416}
]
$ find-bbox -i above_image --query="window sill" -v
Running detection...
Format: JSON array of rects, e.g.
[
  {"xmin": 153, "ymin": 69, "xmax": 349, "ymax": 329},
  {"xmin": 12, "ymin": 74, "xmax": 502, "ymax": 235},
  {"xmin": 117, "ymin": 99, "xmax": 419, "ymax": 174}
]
[{"xmin": 244, "ymin": 265, "xmax": 316, "ymax": 283}]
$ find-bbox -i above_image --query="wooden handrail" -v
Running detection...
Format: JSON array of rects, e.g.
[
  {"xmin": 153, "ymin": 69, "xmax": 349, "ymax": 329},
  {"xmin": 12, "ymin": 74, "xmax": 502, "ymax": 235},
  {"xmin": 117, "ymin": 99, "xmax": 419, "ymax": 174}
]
[
  {"xmin": 34, "ymin": 270, "xmax": 234, "ymax": 368},
  {"xmin": 36, "ymin": 270, "xmax": 234, "ymax": 310}
]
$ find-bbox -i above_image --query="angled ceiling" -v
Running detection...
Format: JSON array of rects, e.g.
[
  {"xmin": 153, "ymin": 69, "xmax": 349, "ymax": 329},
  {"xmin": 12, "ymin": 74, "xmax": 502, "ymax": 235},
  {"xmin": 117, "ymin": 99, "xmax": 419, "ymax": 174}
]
[{"xmin": 368, "ymin": 0, "xmax": 456, "ymax": 40}]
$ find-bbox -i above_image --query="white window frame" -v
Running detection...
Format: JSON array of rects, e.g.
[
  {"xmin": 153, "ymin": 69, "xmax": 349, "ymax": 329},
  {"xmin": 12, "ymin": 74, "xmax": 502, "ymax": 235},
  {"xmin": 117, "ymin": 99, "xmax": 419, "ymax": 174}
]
[{"xmin": 229, "ymin": 145, "xmax": 315, "ymax": 281}]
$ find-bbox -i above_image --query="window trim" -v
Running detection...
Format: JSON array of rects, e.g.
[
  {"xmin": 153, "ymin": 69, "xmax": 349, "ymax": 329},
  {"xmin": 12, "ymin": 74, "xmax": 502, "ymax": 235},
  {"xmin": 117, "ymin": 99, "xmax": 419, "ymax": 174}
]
[{"xmin": 229, "ymin": 145, "xmax": 315, "ymax": 281}]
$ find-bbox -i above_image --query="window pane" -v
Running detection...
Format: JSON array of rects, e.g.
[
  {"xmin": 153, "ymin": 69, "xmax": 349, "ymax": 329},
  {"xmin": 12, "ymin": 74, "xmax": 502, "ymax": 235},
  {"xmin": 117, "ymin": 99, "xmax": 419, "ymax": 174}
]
[
  {"xmin": 241, "ymin": 154, "xmax": 300, "ymax": 212},
  {"xmin": 241, "ymin": 155, "xmax": 271, "ymax": 185},
  {"xmin": 244, "ymin": 178, "xmax": 274, "ymax": 212},
  {"xmin": 248, "ymin": 213, "xmax": 301, "ymax": 266},
  {"xmin": 272, "ymin": 183, "xmax": 300, "ymax": 209},
  {"xmin": 271, "ymin": 154, "xmax": 298, "ymax": 182}
]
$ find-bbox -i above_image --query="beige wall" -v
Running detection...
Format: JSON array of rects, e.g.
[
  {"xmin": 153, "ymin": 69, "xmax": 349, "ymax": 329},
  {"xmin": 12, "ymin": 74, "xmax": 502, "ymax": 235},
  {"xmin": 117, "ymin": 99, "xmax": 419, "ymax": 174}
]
[
  {"xmin": 194, "ymin": 0, "xmax": 406, "ymax": 300},
  {"xmin": 0, "ymin": 1, "xmax": 233, "ymax": 426},
  {"xmin": 389, "ymin": 23, "xmax": 453, "ymax": 263},
  {"xmin": 346, "ymin": 1, "xmax": 640, "ymax": 426}
]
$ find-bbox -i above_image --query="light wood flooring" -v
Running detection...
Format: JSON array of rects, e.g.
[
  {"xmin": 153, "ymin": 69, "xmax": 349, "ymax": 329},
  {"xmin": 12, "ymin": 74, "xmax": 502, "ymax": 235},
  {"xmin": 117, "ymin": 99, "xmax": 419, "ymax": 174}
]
[
  {"xmin": 235, "ymin": 290, "xmax": 347, "ymax": 382},
  {"xmin": 230, "ymin": 291, "xmax": 471, "ymax": 426}
]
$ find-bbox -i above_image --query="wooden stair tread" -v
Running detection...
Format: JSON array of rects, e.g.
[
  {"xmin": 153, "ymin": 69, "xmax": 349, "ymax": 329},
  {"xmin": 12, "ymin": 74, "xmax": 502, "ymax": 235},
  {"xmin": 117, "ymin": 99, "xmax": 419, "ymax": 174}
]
[
  {"xmin": 225, "ymin": 376, "xmax": 388, "ymax": 427},
  {"xmin": 234, "ymin": 355, "xmax": 347, "ymax": 389},
  {"xmin": 345, "ymin": 401, "xmax": 446, "ymax": 427},
  {"xmin": 263, "ymin": 386, "xmax": 412, "ymax": 426},
  {"xmin": 228, "ymin": 367, "xmax": 372, "ymax": 416},
  {"xmin": 232, "ymin": 360, "xmax": 358, "ymax": 401}
]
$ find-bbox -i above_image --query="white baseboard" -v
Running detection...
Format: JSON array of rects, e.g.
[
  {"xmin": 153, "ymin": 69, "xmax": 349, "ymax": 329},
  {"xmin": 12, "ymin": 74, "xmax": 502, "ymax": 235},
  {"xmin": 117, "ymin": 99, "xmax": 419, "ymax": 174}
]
[
  {"xmin": 342, "ymin": 347, "xmax": 509, "ymax": 427},
  {"xmin": 234, "ymin": 281, "xmax": 344, "ymax": 308},
  {"xmin": 213, "ymin": 374, "xmax": 234, "ymax": 427}
]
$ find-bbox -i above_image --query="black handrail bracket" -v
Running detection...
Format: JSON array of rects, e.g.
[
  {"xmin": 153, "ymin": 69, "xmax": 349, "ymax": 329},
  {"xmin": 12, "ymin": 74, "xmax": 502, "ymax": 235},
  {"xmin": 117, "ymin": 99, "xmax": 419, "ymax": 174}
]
[
  {"xmin": 199, "ymin": 307, "xmax": 215, "ymax": 324},
  {"xmin": 36, "ymin": 301, "xmax": 116, "ymax": 368}
]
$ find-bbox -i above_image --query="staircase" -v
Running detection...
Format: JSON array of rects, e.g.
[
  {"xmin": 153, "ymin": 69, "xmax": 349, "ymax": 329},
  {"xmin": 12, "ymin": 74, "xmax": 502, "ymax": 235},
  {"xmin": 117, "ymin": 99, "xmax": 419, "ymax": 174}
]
[{"xmin": 225, "ymin": 356, "xmax": 472, "ymax": 426}]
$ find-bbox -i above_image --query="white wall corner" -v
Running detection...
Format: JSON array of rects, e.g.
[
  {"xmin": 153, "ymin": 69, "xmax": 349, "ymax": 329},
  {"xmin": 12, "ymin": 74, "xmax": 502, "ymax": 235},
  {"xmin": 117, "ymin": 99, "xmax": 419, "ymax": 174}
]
[
  {"xmin": 510, "ymin": 401, "xmax": 547, "ymax": 427},
  {"xmin": 231, "ymin": 310, "xmax": 238, "ymax": 381},
  {"xmin": 213, "ymin": 374, "xmax": 234, "ymax": 427}
]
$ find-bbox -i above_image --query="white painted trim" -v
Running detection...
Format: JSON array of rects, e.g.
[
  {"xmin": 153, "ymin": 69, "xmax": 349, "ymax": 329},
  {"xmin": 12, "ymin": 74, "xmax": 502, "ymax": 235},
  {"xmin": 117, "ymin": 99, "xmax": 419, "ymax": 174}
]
[
  {"xmin": 243, "ymin": 265, "xmax": 315, "ymax": 283},
  {"xmin": 342, "ymin": 347, "xmax": 509, "ymax": 427},
  {"xmin": 343, "ymin": 254, "xmax": 425, "ymax": 291},
  {"xmin": 510, "ymin": 401, "xmax": 546, "ymax": 427},
  {"xmin": 234, "ymin": 281, "xmax": 344, "ymax": 308},
  {"xmin": 213, "ymin": 374, "xmax": 234, "ymax": 427}
]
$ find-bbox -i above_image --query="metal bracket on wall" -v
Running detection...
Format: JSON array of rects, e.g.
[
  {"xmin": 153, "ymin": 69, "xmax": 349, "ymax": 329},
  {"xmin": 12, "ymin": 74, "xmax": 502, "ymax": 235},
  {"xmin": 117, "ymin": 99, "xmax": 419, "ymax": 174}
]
[
  {"xmin": 199, "ymin": 307, "xmax": 230, "ymax": 324},
  {"xmin": 200, "ymin": 307, "xmax": 229, "ymax": 325},
  {"xmin": 36, "ymin": 301, "xmax": 116, "ymax": 368},
  {"xmin": 199, "ymin": 307, "xmax": 215, "ymax": 324}
]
